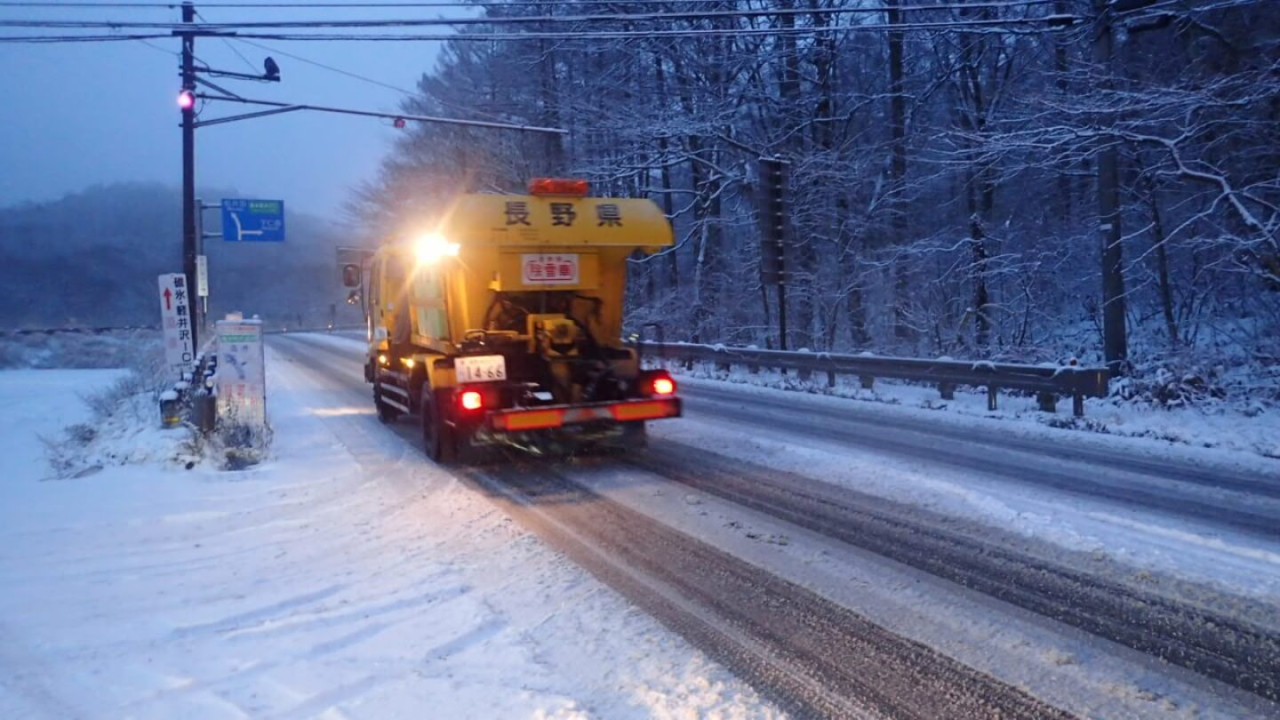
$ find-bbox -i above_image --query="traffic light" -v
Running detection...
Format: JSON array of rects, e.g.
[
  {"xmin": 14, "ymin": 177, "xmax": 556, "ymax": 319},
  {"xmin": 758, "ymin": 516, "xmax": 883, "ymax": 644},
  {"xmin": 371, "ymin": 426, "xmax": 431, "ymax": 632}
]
[
  {"xmin": 177, "ymin": 89, "xmax": 195, "ymax": 111},
  {"xmin": 758, "ymin": 157, "xmax": 788, "ymax": 285}
]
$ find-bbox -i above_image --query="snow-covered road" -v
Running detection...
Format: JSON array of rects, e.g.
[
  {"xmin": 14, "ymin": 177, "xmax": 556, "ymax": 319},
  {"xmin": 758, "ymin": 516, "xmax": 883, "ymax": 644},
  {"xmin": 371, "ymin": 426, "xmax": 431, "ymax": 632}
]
[
  {"xmin": 4, "ymin": 333, "xmax": 1278, "ymax": 719},
  {"xmin": 268, "ymin": 333, "xmax": 1280, "ymax": 718},
  {"xmin": 0, "ymin": 360, "xmax": 776, "ymax": 719}
]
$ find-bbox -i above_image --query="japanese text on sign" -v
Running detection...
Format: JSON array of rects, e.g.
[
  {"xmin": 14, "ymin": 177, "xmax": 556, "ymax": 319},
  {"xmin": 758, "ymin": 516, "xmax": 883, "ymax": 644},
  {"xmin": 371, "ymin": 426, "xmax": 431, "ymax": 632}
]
[
  {"xmin": 522, "ymin": 254, "xmax": 580, "ymax": 285},
  {"xmin": 157, "ymin": 273, "xmax": 194, "ymax": 376}
]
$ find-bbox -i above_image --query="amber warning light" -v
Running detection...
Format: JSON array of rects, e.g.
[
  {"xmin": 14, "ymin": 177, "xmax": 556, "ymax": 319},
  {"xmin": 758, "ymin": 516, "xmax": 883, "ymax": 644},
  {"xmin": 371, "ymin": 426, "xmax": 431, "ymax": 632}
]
[{"xmin": 528, "ymin": 178, "xmax": 590, "ymax": 197}]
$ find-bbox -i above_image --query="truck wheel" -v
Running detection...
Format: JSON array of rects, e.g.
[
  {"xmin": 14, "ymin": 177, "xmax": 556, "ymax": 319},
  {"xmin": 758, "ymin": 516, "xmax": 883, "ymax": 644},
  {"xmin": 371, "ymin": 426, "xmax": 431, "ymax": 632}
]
[
  {"xmin": 374, "ymin": 382, "xmax": 400, "ymax": 424},
  {"xmin": 421, "ymin": 387, "xmax": 457, "ymax": 464}
]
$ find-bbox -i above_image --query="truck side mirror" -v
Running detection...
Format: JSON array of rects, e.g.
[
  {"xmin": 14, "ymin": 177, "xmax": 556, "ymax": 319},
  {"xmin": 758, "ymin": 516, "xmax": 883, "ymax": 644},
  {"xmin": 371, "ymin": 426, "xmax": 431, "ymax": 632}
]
[{"xmin": 341, "ymin": 263, "xmax": 362, "ymax": 288}]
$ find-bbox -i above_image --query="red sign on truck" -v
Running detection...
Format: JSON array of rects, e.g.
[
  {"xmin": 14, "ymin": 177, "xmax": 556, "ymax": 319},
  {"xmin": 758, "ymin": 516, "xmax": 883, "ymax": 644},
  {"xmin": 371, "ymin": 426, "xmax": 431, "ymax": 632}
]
[{"xmin": 522, "ymin": 253, "xmax": 579, "ymax": 285}]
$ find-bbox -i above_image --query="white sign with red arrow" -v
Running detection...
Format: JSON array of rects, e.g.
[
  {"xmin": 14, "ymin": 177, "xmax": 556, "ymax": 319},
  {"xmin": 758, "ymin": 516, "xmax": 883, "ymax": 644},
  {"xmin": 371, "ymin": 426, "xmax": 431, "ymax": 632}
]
[{"xmin": 157, "ymin": 273, "xmax": 195, "ymax": 377}]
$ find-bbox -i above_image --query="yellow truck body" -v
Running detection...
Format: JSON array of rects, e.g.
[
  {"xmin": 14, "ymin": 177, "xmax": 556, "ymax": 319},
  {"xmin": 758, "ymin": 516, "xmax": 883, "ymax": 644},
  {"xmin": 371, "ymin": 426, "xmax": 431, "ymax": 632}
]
[{"xmin": 355, "ymin": 183, "xmax": 680, "ymax": 462}]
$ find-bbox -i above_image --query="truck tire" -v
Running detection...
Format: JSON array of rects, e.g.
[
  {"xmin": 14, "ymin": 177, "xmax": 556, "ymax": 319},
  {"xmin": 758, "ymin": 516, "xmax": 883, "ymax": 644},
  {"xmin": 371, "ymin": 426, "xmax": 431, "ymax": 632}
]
[
  {"xmin": 421, "ymin": 386, "xmax": 457, "ymax": 464},
  {"xmin": 374, "ymin": 382, "xmax": 401, "ymax": 424}
]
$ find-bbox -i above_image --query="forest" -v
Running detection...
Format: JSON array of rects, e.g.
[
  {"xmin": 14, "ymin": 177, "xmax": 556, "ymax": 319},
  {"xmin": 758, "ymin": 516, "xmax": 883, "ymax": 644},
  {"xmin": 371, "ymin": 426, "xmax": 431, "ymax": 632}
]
[
  {"xmin": 351, "ymin": 0, "xmax": 1279, "ymax": 401},
  {"xmin": 0, "ymin": 183, "xmax": 363, "ymax": 331}
]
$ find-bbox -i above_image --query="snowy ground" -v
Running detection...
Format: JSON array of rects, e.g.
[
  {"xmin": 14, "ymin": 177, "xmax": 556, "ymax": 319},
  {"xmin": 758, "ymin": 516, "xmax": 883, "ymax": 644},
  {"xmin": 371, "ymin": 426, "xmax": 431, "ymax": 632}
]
[
  {"xmin": 669, "ymin": 361, "xmax": 1280, "ymax": 460},
  {"xmin": 660, "ymin": 377, "xmax": 1280, "ymax": 603},
  {"xmin": 0, "ymin": 364, "xmax": 778, "ymax": 719}
]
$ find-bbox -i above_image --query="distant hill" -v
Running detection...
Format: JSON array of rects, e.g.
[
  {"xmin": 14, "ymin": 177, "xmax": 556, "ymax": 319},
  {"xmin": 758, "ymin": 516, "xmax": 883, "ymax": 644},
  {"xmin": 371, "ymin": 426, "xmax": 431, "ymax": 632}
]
[{"xmin": 0, "ymin": 183, "xmax": 370, "ymax": 330}]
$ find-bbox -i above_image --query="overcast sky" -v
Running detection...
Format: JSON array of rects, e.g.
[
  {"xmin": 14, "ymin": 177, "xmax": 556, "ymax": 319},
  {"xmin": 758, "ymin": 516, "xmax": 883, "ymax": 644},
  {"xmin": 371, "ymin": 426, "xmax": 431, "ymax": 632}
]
[{"xmin": 0, "ymin": 2, "xmax": 468, "ymax": 219}]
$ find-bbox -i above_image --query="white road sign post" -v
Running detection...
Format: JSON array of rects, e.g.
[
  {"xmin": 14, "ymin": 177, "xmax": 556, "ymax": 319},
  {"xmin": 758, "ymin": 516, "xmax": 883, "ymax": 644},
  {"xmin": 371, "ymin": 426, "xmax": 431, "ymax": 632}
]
[
  {"xmin": 157, "ymin": 273, "xmax": 195, "ymax": 377},
  {"xmin": 195, "ymin": 254, "xmax": 210, "ymax": 316},
  {"xmin": 214, "ymin": 318, "xmax": 266, "ymax": 429}
]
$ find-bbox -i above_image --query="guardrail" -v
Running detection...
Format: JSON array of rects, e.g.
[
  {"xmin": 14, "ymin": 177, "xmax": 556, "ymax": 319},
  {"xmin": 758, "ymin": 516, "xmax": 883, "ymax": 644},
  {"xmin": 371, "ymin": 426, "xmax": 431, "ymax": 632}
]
[{"xmin": 644, "ymin": 342, "xmax": 1110, "ymax": 417}]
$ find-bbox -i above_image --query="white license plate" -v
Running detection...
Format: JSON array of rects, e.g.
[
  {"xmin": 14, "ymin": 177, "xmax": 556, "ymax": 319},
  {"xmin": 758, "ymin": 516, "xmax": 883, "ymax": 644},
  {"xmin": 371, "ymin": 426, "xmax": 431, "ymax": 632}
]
[{"xmin": 456, "ymin": 355, "xmax": 507, "ymax": 383}]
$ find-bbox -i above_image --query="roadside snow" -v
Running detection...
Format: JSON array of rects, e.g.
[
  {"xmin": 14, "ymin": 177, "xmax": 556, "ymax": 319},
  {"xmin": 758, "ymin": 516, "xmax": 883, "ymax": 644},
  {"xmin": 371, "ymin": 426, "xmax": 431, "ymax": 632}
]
[
  {"xmin": 669, "ymin": 362, "xmax": 1280, "ymax": 461},
  {"xmin": 0, "ymin": 369, "xmax": 126, "ymax": 482},
  {"xmin": 0, "ymin": 361, "xmax": 779, "ymax": 718},
  {"xmin": 651, "ymin": 409, "xmax": 1280, "ymax": 603}
]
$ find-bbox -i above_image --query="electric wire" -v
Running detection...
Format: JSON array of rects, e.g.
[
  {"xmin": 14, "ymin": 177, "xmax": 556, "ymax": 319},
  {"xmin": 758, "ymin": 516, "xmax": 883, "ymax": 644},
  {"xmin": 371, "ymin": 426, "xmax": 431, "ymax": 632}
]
[
  {"xmin": 0, "ymin": 4, "xmax": 1065, "ymax": 30},
  {"xmin": 0, "ymin": 17, "xmax": 1068, "ymax": 42}
]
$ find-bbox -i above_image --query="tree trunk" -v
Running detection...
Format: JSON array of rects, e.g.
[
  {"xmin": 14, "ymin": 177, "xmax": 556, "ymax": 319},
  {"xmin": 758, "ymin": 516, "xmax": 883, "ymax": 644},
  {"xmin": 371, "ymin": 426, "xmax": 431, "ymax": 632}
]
[{"xmin": 886, "ymin": 0, "xmax": 911, "ymax": 342}]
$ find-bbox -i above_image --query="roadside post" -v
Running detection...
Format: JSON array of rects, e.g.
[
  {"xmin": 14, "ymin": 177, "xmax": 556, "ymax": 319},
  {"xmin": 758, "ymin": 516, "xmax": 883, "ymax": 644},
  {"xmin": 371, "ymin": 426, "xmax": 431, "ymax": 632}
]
[{"xmin": 214, "ymin": 316, "xmax": 267, "ymax": 430}]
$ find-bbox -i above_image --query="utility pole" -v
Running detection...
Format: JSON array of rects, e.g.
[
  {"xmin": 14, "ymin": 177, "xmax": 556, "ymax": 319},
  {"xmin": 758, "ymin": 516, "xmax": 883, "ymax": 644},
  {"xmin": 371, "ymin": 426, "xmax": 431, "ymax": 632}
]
[
  {"xmin": 180, "ymin": 1, "xmax": 199, "ymax": 354},
  {"xmin": 1093, "ymin": 0, "xmax": 1127, "ymax": 374}
]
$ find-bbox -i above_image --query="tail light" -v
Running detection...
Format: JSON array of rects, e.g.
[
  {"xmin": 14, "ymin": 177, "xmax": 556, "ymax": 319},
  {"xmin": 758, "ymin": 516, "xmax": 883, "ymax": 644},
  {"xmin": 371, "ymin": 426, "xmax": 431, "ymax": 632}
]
[
  {"xmin": 459, "ymin": 390, "xmax": 484, "ymax": 411},
  {"xmin": 652, "ymin": 377, "xmax": 676, "ymax": 396}
]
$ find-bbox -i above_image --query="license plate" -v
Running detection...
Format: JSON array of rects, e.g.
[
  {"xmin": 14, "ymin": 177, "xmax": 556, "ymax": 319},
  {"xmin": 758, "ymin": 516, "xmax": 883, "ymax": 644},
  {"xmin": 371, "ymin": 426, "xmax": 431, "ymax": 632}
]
[{"xmin": 456, "ymin": 355, "xmax": 507, "ymax": 383}]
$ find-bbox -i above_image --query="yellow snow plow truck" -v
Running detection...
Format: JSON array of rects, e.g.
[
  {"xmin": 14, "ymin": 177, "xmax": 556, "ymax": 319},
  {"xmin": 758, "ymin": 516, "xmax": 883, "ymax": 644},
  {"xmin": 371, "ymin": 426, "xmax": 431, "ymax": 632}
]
[{"xmin": 347, "ymin": 178, "xmax": 681, "ymax": 463}]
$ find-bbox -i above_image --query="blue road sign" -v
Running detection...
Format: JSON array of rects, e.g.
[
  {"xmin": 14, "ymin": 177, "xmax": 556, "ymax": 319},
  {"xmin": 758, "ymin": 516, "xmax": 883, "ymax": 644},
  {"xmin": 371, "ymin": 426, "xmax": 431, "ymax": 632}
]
[{"xmin": 221, "ymin": 199, "xmax": 285, "ymax": 242}]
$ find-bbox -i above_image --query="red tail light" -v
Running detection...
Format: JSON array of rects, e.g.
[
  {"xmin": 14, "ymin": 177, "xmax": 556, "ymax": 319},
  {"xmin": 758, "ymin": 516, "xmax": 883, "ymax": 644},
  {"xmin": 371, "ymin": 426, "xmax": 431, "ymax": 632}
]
[
  {"xmin": 459, "ymin": 390, "xmax": 484, "ymax": 411},
  {"xmin": 652, "ymin": 377, "xmax": 676, "ymax": 396}
]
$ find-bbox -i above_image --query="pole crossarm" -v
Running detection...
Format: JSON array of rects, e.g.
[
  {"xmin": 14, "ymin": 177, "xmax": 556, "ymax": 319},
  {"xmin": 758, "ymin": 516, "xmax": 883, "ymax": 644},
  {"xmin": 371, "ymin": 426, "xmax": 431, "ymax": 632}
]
[
  {"xmin": 194, "ymin": 93, "xmax": 569, "ymax": 134},
  {"xmin": 193, "ymin": 75, "xmax": 245, "ymax": 99},
  {"xmin": 193, "ymin": 104, "xmax": 302, "ymax": 127}
]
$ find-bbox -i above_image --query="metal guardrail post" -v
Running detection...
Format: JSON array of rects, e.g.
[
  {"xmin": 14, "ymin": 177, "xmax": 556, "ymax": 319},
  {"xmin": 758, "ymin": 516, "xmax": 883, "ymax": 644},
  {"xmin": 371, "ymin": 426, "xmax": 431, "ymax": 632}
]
[{"xmin": 1037, "ymin": 392, "xmax": 1057, "ymax": 413}]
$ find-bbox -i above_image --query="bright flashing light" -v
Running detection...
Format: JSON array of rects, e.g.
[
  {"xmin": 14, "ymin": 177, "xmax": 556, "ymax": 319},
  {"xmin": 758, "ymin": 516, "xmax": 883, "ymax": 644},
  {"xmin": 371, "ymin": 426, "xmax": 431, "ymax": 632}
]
[
  {"xmin": 177, "ymin": 90, "xmax": 195, "ymax": 111},
  {"xmin": 460, "ymin": 390, "xmax": 483, "ymax": 411},
  {"xmin": 414, "ymin": 233, "xmax": 460, "ymax": 263},
  {"xmin": 528, "ymin": 177, "xmax": 589, "ymax": 197},
  {"xmin": 652, "ymin": 377, "xmax": 676, "ymax": 396}
]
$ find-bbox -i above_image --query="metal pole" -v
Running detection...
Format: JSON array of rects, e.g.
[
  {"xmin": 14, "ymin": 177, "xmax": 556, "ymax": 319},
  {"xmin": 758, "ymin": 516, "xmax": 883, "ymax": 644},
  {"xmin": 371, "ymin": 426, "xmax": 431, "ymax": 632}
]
[
  {"xmin": 776, "ymin": 279, "xmax": 788, "ymax": 351},
  {"xmin": 181, "ymin": 1, "xmax": 199, "ymax": 354},
  {"xmin": 1093, "ymin": 0, "xmax": 1127, "ymax": 375}
]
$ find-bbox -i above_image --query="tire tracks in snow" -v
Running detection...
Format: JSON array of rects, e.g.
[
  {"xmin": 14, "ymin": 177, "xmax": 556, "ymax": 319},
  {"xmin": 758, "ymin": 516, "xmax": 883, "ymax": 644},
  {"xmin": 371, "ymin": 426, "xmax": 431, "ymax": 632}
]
[
  {"xmin": 465, "ymin": 462, "xmax": 1074, "ymax": 720},
  {"xmin": 624, "ymin": 445, "xmax": 1280, "ymax": 704},
  {"xmin": 683, "ymin": 386, "xmax": 1280, "ymax": 540}
]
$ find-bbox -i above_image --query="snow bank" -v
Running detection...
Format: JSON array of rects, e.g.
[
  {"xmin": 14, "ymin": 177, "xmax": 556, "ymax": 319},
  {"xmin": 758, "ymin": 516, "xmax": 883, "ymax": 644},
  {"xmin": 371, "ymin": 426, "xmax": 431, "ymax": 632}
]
[
  {"xmin": 0, "ymin": 350, "xmax": 778, "ymax": 718},
  {"xmin": 668, "ymin": 360, "xmax": 1279, "ymax": 460}
]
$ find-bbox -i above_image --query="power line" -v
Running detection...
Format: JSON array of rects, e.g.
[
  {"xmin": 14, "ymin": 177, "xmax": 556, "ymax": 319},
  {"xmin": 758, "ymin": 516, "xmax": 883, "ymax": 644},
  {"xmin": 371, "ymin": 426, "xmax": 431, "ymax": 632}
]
[
  {"xmin": 0, "ymin": 4, "xmax": 1064, "ymax": 30},
  {"xmin": 0, "ymin": 17, "xmax": 1072, "ymax": 43},
  {"xmin": 195, "ymin": 7, "xmax": 261, "ymax": 72},
  {"xmin": 235, "ymin": 37, "xmax": 417, "ymax": 94},
  {"xmin": 0, "ymin": 0, "xmax": 1063, "ymax": 8},
  {"xmin": 233, "ymin": 37, "xmax": 520, "ymax": 120}
]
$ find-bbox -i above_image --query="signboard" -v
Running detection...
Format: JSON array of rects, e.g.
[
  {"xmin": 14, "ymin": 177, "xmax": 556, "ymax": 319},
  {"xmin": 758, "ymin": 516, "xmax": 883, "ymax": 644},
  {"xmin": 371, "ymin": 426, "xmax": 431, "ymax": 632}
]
[
  {"xmin": 214, "ymin": 318, "xmax": 266, "ymax": 427},
  {"xmin": 221, "ymin": 199, "xmax": 285, "ymax": 242},
  {"xmin": 522, "ymin": 253, "xmax": 579, "ymax": 285},
  {"xmin": 196, "ymin": 254, "xmax": 209, "ymax": 297},
  {"xmin": 157, "ymin": 273, "xmax": 195, "ymax": 376}
]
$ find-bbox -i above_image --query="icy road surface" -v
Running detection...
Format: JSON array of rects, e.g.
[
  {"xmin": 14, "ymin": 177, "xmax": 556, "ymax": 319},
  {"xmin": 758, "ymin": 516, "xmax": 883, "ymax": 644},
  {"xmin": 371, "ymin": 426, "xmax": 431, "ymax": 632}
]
[
  {"xmin": 0, "ymin": 367, "xmax": 777, "ymax": 719},
  {"xmin": 4, "ymin": 334, "xmax": 1279, "ymax": 719},
  {"xmin": 265, "ymin": 333, "xmax": 1278, "ymax": 719}
]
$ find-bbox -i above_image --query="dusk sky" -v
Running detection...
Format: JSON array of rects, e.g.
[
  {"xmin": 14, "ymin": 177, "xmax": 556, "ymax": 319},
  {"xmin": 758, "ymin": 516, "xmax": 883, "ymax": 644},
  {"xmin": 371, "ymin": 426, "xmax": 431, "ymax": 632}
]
[{"xmin": 0, "ymin": 2, "xmax": 471, "ymax": 219}]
